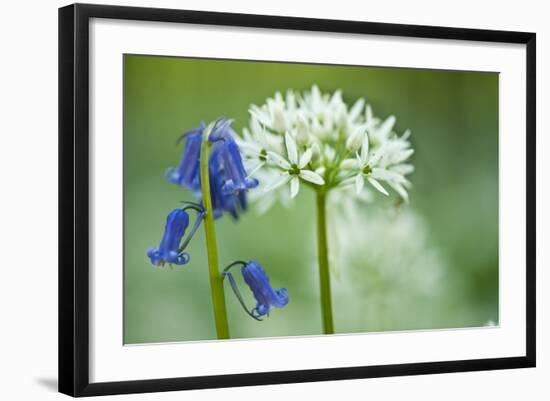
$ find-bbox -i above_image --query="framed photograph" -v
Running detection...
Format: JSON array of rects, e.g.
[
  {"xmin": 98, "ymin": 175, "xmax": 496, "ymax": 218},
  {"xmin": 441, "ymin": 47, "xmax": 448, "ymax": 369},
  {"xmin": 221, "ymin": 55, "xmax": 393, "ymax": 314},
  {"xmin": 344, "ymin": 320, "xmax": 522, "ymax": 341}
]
[{"xmin": 58, "ymin": 3, "xmax": 536, "ymax": 397}]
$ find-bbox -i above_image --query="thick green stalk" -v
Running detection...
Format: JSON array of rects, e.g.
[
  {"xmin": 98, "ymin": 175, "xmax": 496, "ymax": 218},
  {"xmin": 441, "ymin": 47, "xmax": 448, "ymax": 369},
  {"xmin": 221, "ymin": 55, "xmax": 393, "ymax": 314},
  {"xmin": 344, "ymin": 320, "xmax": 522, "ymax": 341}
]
[
  {"xmin": 316, "ymin": 190, "xmax": 335, "ymax": 334},
  {"xmin": 200, "ymin": 133, "xmax": 230, "ymax": 340}
]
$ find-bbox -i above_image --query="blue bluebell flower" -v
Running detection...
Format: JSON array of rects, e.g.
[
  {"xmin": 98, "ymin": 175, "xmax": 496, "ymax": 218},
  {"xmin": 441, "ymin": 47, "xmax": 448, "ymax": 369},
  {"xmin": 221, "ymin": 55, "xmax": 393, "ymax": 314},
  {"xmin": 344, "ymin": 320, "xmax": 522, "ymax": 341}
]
[
  {"xmin": 208, "ymin": 149, "xmax": 234, "ymax": 219},
  {"xmin": 147, "ymin": 204, "xmax": 205, "ymax": 267},
  {"xmin": 165, "ymin": 118, "xmax": 258, "ymax": 219},
  {"xmin": 208, "ymin": 140, "xmax": 255, "ymax": 219},
  {"xmin": 165, "ymin": 123, "xmax": 205, "ymax": 192},
  {"xmin": 242, "ymin": 261, "xmax": 289, "ymax": 317},
  {"xmin": 223, "ymin": 260, "xmax": 289, "ymax": 320},
  {"xmin": 167, "ymin": 118, "xmax": 258, "ymax": 219},
  {"xmin": 209, "ymin": 119, "xmax": 259, "ymax": 195}
]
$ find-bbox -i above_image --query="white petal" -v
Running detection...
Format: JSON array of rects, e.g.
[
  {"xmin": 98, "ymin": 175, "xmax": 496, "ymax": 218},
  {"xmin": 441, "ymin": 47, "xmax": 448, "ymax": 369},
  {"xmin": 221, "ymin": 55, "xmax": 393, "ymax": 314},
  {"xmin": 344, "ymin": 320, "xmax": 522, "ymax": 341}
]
[
  {"xmin": 290, "ymin": 176, "xmax": 300, "ymax": 198},
  {"xmin": 271, "ymin": 105, "xmax": 287, "ymax": 132},
  {"xmin": 389, "ymin": 181, "xmax": 409, "ymax": 202},
  {"xmin": 267, "ymin": 151, "xmax": 291, "ymax": 169},
  {"xmin": 371, "ymin": 167, "xmax": 404, "ymax": 183},
  {"xmin": 337, "ymin": 176, "xmax": 356, "ymax": 187},
  {"xmin": 274, "ymin": 91, "xmax": 284, "ymax": 103},
  {"xmin": 242, "ymin": 127, "xmax": 253, "ymax": 142},
  {"xmin": 346, "ymin": 126, "xmax": 366, "ymax": 151},
  {"xmin": 264, "ymin": 172, "xmax": 291, "ymax": 192},
  {"xmin": 264, "ymin": 131, "xmax": 284, "ymax": 152},
  {"xmin": 369, "ymin": 146, "xmax": 386, "ymax": 167},
  {"xmin": 391, "ymin": 163, "xmax": 415, "ymax": 175},
  {"xmin": 295, "ymin": 113, "xmax": 310, "ymax": 145},
  {"xmin": 285, "ymin": 132, "xmax": 298, "ymax": 164},
  {"xmin": 349, "ymin": 98, "xmax": 365, "ymax": 121},
  {"xmin": 299, "ymin": 170, "xmax": 325, "ymax": 186},
  {"xmin": 256, "ymin": 125, "xmax": 270, "ymax": 148},
  {"xmin": 367, "ymin": 177, "xmax": 389, "ymax": 196},
  {"xmin": 249, "ymin": 116, "xmax": 262, "ymax": 136},
  {"xmin": 355, "ymin": 152, "xmax": 367, "ymax": 168},
  {"xmin": 310, "ymin": 142, "xmax": 321, "ymax": 159},
  {"xmin": 365, "ymin": 105, "xmax": 373, "ymax": 122},
  {"xmin": 324, "ymin": 146, "xmax": 336, "ymax": 162},
  {"xmin": 360, "ymin": 135, "xmax": 370, "ymax": 163},
  {"xmin": 298, "ymin": 148, "xmax": 313, "ymax": 168},
  {"xmin": 311, "ymin": 119, "xmax": 323, "ymax": 137},
  {"xmin": 377, "ymin": 115, "xmax": 396, "ymax": 138},
  {"xmin": 340, "ymin": 158, "xmax": 358, "ymax": 170},
  {"xmin": 394, "ymin": 148, "xmax": 414, "ymax": 164},
  {"xmin": 286, "ymin": 90, "xmax": 296, "ymax": 111},
  {"xmin": 355, "ymin": 173, "xmax": 365, "ymax": 194},
  {"xmin": 330, "ymin": 90, "xmax": 343, "ymax": 107},
  {"xmin": 237, "ymin": 141, "xmax": 261, "ymax": 154},
  {"xmin": 249, "ymin": 106, "xmax": 271, "ymax": 127},
  {"xmin": 315, "ymin": 166, "xmax": 326, "ymax": 175},
  {"xmin": 311, "ymin": 85, "xmax": 322, "ymax": 106}
]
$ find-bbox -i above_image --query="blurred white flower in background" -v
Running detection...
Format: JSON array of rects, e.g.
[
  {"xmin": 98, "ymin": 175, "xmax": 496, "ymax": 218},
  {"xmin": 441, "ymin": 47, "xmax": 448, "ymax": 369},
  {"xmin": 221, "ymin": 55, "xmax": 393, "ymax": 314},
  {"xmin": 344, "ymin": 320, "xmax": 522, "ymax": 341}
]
[
  {"xmin": 239, "ymin": 85, "xmax": 414, "ymax": 212},
  {"xmin": 328, "ymin": 201, "xmax": 448, "ymax": 332}
]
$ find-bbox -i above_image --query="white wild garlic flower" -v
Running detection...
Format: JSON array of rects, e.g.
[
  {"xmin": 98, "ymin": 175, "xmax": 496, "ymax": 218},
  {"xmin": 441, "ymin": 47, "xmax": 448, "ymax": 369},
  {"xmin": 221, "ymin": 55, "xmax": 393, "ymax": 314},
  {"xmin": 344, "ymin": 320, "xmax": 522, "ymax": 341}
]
[{"xmin": 239, "ymin": 86, "xmax": 414, "ymax": 211}]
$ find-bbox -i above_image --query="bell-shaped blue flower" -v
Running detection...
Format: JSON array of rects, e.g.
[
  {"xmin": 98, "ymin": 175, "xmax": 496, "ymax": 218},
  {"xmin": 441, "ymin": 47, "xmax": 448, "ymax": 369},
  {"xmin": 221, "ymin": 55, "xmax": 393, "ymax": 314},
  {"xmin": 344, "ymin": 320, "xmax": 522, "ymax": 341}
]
[
  {"xmin": 223, "ymin": 260, "xmax": 289, "ymax": 320},
  {"xmin": 165, "ymin": 123, "xmax": 205, "ymax": 192},
  {"xmin": 208, "ymin": 142, "xmax": 253, "ymax": 219},
  {"xmin": 242, "ymin": 261, "xmax": 289, "ymax": 317},
  {"xmin": 147, "ymin": 204, "xmax": 204, "ymax": 267},
  {"xmin": 210, "ymin": 119, "xmax": 259, "ymax": 195},
  {"xmin": 208, "ymin": 119, "xmax": 258, "ymax": 219},
  {"xmin": 208, "ymin": 151, "xmax": 233, "ymax": 219}
]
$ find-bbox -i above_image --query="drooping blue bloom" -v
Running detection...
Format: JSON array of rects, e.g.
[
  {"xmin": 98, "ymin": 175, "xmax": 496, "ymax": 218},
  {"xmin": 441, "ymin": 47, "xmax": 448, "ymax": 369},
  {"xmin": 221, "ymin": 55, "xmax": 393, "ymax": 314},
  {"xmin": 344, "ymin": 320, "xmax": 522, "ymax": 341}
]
[
  {"xmin": 165, "ymin": 123, "xmax": 205, "ymax": 192},
  {"xmin": 242, "ymin": 261, "xmax": 289, "ymax": 317},
  {"xmin": 208, "ymin": 139, "xmax": 256, "ymax": 219},
  {"xmin": 209, "ymin": 119, "xmax": 259, "ymax": 195},
  {"xmin": 208, "ymin": 148, "xmax": 233, "ymax": 219},
  {"xmin": 147, "ymin": 205, "xmax": 204, "ymax": 267},
  {"xmin": 223, "ymin": 260, "xmax": 289, "ymax": 320}
]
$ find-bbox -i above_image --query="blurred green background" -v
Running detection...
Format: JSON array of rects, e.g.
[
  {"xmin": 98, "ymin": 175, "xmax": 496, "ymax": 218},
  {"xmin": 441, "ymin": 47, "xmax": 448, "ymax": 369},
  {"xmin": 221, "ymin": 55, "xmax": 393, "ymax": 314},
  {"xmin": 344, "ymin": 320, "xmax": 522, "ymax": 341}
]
[{"xmin": 123, "ymin": 55, "xmax": 498, "ymax": 344}]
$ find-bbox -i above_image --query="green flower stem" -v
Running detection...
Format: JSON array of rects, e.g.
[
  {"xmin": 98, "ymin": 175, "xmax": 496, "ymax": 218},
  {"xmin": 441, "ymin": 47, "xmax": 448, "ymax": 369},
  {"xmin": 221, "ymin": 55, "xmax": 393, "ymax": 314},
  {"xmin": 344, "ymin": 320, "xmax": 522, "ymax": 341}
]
[
  {"xmin": 200, "ymin": 132, "xmax": 230, "ymax": 340},
  {"xmin": 316, "ymin": 190, "xmax": 335, "ymax": 334}
]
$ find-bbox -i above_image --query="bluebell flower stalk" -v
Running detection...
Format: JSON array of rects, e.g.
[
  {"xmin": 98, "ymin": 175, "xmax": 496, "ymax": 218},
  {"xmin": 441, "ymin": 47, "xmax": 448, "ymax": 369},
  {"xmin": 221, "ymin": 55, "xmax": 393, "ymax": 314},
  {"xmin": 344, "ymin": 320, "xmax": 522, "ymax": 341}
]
[
  {"xmin": 223, "ymin": 260, "xmax": 289, "ymax": 320},
  {"xmin": 200, "ymin": 122, "xmax": 230, "ymax": 339}
]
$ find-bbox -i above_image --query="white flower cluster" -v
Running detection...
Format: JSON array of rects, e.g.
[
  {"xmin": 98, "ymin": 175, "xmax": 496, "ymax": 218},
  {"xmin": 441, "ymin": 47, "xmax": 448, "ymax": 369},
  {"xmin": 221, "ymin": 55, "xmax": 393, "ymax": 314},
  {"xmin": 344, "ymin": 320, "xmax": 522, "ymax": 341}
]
[
  {"xmin": 237, "ymin": 86, "xmax": 414, "ymax": 212},
  {"xmin": 329, "ymin": 205, "xmax": 446, "ymax": 331}
]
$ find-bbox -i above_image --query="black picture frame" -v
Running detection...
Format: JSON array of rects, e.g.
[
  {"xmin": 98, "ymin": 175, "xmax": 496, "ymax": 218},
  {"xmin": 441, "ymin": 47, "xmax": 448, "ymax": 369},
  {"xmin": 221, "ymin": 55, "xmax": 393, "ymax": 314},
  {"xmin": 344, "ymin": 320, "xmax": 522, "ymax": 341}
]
[{"xmin": 59, "ymin": 3, "xmax": 536, "ymax": 397}]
